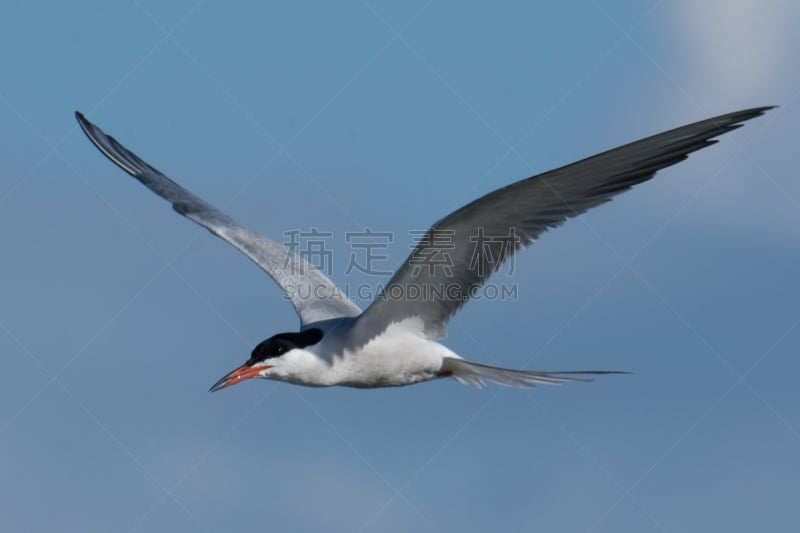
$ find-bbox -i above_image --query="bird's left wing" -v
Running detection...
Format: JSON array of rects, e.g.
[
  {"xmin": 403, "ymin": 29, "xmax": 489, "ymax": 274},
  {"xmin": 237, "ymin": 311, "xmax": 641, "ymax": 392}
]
[
  {"xmin": 75, "ymin": 112, "xmax": 361, "ymax": 326},
  {"xmin": 354, "ymin": 106, "xmax": 772, "ymax": 341}
]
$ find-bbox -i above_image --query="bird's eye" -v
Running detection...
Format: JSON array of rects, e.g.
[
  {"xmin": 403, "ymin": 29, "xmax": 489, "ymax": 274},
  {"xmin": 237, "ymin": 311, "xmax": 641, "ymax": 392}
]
[{"xmin": 276, "ymin": 345, "xmax": 287, "ymax": 355}]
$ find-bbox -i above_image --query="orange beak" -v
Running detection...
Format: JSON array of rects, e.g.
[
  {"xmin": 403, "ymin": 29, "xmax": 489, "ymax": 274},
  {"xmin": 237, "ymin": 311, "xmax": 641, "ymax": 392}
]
[{"xmin": 209, "ymin": 364, "xmax": 271, "ymax": 392}]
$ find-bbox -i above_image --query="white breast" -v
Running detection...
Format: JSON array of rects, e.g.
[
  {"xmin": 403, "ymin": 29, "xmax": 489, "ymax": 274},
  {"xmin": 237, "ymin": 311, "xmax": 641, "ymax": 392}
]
[{"xmin": 282, "ymin": 318, "xmax": 459, "ymax": 388}]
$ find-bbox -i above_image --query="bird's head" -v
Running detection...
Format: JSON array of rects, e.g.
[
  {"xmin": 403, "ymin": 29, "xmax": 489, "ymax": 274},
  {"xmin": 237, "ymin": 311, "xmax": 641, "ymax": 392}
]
[{"xmin": 209, "ymin": 328, "xmax": 324, "ymax": 392}]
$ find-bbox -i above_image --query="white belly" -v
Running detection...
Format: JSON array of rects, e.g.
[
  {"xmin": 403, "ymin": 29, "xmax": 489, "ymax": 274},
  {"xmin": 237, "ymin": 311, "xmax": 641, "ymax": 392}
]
[{"xmin": 281, "ymin": 319, "xmax": 459, "ymax": 388}]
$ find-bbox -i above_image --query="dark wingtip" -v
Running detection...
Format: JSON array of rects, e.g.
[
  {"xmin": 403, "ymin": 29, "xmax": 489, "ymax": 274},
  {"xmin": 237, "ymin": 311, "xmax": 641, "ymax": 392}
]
[
  {"xmin": 732, "ymin": 106, "xmax": 777, "ymax": 123},
  {"xmin": 747, "ymin": 105, "xmax": 776, "ymax": 112},
  {"xmin": 74, "ymin": 111, "xmax": 93, "ymax": 136},
  {"xmin": 748, "ymin": 105, "xmax": 776, "ymax": 116},
  {"xmin": 737, "ymin": 105, "xmax": 776, "ymax": 115},
  {"xmin": 707, "ymin": 106, "xmax": 775, "ymax": 133}
]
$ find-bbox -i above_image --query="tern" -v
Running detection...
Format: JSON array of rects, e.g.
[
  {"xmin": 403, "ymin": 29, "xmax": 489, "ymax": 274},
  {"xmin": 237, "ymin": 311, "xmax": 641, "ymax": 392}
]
[{"xmin": 76, "ymin": 107, "xmax": 771, "ymax": 391}]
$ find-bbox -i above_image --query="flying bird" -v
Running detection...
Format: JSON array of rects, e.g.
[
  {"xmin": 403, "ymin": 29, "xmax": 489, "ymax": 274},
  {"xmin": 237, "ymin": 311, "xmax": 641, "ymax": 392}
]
[{"xmin": 75, "ymin": 107, "xmax": 771, "ymax": 391}]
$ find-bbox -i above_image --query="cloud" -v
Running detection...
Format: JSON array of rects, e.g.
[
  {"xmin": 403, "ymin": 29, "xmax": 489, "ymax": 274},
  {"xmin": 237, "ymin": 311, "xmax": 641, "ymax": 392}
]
[{"xmin": 667, "ymin": 1, "xmax": 800, "ymax": 97}]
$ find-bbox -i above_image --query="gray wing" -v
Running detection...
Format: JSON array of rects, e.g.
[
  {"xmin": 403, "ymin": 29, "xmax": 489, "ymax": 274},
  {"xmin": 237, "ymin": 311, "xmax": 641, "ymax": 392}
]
[
  {"xmin": 75, "ymin": 112, "xmax": 361, "ymax": 326},
  {"xmin": 355, "ymin": 107, "xmax": 772, "ymax": 340}
]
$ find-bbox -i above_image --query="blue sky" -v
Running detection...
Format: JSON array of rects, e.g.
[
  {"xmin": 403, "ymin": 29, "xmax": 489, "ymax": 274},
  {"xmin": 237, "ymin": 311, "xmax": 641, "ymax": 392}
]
[{"xmin": 1, "ymin": 1, "xmax": 799, "ymax": 531}]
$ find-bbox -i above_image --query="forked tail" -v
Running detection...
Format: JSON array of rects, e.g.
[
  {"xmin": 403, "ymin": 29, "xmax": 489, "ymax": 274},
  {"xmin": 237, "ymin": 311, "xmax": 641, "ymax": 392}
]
[{"xmin": 441, "ymin": 357, "xmax": 628, "ymax": 389}]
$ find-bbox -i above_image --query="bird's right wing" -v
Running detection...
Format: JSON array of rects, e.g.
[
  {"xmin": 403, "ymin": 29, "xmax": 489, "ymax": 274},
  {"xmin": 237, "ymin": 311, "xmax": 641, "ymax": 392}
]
[
  {"xmin": 76, "ymin": 112, "xmax": 361, "ymax": 326},
  {"xmin": 353, "ymin": 106, "xmax": 772, "ymax": 341}
]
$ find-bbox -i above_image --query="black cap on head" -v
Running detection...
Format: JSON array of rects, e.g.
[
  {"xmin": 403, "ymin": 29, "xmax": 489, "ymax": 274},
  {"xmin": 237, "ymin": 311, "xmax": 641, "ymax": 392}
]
[{"xmin": 248, "ymin": 328, "xmax": 324, "ymax": 365}]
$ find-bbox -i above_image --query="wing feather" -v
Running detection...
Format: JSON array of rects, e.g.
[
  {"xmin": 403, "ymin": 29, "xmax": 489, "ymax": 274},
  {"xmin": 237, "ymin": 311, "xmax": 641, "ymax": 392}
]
[
  {"xmin": 76, "ymin": 112, "xmax": 361, "ymax": 326},
  {"xmin": 356, "ymin": 107, "xmax": 772, "ymax": 339}
]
